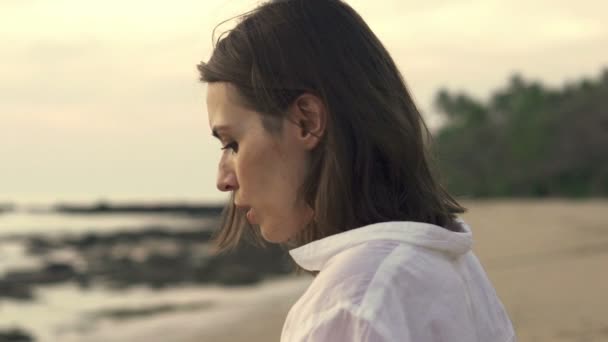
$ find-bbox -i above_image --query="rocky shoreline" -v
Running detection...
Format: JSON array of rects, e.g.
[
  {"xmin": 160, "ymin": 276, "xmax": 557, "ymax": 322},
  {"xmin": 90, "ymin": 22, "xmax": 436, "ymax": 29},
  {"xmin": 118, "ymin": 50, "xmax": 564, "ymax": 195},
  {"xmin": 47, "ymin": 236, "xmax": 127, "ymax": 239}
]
[
  {"xmin": 1, "ymin": 226, "xmax": 294, "ymax": 301},
  {"xmin": 0, "ymin": 328, "xmax": 35, "ymax": 342},
  {"xmin": 0, "ymin": 211, "xmax": 296, "ymax": 341}
]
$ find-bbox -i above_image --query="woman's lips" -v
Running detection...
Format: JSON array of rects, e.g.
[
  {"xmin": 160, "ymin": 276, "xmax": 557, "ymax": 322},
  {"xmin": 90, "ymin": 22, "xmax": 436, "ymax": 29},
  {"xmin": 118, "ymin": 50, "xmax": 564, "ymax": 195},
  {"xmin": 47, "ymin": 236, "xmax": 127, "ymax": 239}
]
[
  {"xmin": 246, "ymin": 208, "xmax": 256, "ymax": 224},
  {"xmin": 235, "ymin": 204, "xmax": 256, "ymax": 224}
]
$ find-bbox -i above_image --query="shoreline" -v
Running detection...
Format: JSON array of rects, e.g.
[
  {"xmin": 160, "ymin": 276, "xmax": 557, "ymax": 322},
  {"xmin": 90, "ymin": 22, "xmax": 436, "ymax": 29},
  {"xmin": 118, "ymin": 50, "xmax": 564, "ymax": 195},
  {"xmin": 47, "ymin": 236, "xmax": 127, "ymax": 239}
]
[
  {"xmin": 2, "ymin": 200, "xmax": 607, "ymax": 341},
  {"xmin": 63, "ymin": 274, "xmax": 313, "ymax": 342}
]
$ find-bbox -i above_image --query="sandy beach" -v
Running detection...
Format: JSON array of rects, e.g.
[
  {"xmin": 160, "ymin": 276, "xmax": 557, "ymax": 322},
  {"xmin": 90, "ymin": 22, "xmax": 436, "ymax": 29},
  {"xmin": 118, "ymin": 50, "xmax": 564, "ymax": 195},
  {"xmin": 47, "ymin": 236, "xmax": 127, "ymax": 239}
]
[
  {"xmin": 460, "ymin": 199, "xmax": 608, "ymax": 341},
  {"xmin": 67, "ymin": 199, "xmax": 607, "ymax": 342}
]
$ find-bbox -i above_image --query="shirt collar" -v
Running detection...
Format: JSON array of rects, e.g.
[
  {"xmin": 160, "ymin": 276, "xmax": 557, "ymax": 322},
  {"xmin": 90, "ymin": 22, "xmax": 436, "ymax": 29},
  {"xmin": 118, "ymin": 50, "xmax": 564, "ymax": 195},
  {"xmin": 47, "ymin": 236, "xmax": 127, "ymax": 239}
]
[{"xmin": 288, "ymin": 219, "xmax": 473, "ymax": 271}]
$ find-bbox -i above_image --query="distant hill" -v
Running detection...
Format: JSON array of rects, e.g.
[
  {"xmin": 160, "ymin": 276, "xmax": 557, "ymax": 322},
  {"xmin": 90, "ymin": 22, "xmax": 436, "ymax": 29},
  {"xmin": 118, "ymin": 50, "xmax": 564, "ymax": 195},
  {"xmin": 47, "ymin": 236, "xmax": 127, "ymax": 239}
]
[
  {"xmin": 53, "ymin": 201, "xmax": 224, "ymax": 216},
  {"xmin": 433, "ymin": 68, "xmax": 608, "ymax": 197}
]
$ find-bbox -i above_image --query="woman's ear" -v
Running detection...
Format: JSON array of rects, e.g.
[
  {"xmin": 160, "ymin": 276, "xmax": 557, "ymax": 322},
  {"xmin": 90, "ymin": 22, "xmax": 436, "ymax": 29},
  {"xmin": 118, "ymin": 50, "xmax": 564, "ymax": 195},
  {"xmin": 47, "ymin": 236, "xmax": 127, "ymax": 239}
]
[{"xmin": 288, "ymin": 93, "xmax": 327, "ymax": 150}]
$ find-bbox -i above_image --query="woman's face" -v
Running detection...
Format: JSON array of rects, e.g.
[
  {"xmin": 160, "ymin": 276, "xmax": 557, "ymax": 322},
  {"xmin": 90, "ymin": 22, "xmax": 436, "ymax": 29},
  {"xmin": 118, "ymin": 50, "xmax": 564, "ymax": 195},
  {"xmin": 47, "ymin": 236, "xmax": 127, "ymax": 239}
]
[{"xmin": 206, "ymin": 82, "xmax": 314, "ymax": 243}]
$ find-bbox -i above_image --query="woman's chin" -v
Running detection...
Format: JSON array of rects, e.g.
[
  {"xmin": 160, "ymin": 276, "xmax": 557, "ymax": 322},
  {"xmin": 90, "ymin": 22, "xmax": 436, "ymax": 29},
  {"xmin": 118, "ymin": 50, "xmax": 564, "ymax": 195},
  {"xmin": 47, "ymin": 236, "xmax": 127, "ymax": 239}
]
[
  {"xmin": 259, "ymin": 224, "xmax": 288, "ymax": 244},
  {"xmin": 260, "ymin": 229, "xmax": 279, "ymax": 243}
]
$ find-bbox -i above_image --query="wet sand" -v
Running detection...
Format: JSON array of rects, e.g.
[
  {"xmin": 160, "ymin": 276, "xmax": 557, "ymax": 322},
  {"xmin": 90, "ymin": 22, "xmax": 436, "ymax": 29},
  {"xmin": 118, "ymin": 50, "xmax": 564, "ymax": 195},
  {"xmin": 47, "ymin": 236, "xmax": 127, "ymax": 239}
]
[{"xmin": 182, "ymin": 276, "xmax": 311, "ymax": 342}]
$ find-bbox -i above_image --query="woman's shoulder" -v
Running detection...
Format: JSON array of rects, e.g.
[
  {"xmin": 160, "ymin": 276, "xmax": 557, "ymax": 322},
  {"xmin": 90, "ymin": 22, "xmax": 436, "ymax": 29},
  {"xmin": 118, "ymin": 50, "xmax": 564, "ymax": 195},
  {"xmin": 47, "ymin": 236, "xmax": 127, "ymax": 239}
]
[
  {"xmin": 286, "ymin": 237, "xmax": 514, "ymax": 342},
  {"xmin": 305, "ymin": 239, "xmax": 458, "ymax": 309},
  {"xmin": 284, "ymin": 240, "xmax": 477, "ymax": 340}
]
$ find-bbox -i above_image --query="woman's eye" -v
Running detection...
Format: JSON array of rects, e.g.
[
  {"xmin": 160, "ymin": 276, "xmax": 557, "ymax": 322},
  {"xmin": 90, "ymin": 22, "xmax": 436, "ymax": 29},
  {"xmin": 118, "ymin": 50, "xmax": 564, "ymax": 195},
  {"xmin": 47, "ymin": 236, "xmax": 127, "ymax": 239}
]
[{"xmin": 221, "ymin": 141, "xmax": 239, "ymax": 154}]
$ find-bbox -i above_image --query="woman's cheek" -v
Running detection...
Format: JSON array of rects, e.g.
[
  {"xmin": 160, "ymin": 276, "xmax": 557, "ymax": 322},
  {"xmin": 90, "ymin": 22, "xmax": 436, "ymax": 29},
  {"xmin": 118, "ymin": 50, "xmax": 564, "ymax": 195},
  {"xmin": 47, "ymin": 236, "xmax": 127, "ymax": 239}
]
[{"xmin": 236, "ymin": 149, "xmax": 257, "ymax": 193}]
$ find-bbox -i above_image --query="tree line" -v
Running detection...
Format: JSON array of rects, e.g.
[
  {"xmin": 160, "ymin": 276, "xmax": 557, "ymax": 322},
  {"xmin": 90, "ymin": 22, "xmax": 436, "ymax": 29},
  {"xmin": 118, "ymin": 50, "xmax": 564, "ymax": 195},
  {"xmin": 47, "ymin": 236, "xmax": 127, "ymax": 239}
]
[{"xmin": 432, "ymin": 68, "xmax": 608, "ymax": 197}]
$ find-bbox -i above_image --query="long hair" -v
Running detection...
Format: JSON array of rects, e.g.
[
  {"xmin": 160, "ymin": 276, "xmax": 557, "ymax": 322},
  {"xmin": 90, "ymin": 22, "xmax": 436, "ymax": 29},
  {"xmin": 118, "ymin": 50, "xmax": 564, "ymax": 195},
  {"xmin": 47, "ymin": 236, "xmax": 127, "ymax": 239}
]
[{"xmin": 197, "ymin": 0, "xmax": 465, "ymax": 274}]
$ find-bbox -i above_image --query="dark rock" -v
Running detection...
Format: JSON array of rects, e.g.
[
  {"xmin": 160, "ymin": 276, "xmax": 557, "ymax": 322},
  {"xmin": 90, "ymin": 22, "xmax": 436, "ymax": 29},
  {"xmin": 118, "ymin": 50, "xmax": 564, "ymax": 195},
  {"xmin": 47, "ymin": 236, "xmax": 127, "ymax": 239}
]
[
  {"xmin": 0, "ymin": 328, "xmax": 34, "ymax": 342},
  {"xmin": 2, "ymin": 262, "xmax": 76, "ymax": 287},
  {"xmin": 26, "ymin": 237, "xmax": 56, "ymax": 255},
  {"xmin": 60, "ymin": 229, "xmax": 214, "ymax": 252},
  {"xmin": 41, "ymin": 263, "xmax": 77, "ymax": 283},
  {"xmin": 0, "ymin": 281, "xmax": 34, "ymax": 300},
  {"xmin": 14, "ymin": 224, "xmax": 294, "ymax": 291}
]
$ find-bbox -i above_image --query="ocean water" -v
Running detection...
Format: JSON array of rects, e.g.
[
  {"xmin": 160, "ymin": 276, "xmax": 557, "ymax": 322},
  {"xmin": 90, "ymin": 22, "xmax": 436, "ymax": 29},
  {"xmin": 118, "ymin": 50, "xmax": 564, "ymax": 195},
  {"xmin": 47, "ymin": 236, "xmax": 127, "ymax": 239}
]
[
  {"xmin": 0, "ymin": 206, "xmax": 213, "ymax": 237},
  {"xmin": 0, "ymin": 202, "xmax": 233, "ymax": 341},
  {"xmin": 0, "ymin": 206, "xmax": 215, "ymax": 276}
]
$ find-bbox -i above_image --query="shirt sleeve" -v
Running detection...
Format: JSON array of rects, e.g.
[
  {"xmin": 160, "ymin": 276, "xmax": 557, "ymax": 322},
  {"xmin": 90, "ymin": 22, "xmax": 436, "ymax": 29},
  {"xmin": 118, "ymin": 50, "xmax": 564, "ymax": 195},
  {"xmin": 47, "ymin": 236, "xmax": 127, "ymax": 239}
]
[{"xmin": 300, "ymin": 305, "xmax": 410, "ymax": 342}]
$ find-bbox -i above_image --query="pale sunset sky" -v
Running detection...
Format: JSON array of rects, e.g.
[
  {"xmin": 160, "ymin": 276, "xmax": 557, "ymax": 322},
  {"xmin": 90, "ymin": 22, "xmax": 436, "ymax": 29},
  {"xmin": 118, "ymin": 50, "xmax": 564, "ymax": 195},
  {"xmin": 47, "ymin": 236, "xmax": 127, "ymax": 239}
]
[{"xmin": 1, "ymin": 0, "xmax": 607, "ymax": 204}]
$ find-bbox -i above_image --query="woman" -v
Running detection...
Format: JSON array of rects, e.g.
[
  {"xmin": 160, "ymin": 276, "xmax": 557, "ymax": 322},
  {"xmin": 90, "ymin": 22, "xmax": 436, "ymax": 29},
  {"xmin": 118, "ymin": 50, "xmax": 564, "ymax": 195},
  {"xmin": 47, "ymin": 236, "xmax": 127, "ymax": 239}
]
[{"xmin": 198, "ymin": 0, "xmax": 516, "ymax": 341}]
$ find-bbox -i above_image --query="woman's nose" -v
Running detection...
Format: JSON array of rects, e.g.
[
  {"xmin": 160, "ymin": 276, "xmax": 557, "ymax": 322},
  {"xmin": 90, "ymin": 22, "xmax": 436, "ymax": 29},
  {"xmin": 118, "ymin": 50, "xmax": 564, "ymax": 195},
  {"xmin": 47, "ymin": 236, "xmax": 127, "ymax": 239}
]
[{"xmin": 217, "ymin": 168, "xmax": 238, "ymax": 192}]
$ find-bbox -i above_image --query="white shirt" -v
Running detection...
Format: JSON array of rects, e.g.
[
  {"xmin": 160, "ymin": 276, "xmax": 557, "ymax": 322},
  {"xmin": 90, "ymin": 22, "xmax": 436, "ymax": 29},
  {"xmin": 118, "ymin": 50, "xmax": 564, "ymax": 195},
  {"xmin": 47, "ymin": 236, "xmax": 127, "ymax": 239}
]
[{"xmin": 280, "ymin": 219, "xmax": 516, "ymax": 342}]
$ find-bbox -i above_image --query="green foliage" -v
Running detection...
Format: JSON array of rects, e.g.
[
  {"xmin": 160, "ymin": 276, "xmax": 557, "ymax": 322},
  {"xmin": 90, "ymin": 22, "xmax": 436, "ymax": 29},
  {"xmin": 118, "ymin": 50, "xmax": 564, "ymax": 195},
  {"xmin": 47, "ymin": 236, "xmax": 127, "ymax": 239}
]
[{"xmin": 433, "ymin": 68, "xmax": 608, "ymax": 197}]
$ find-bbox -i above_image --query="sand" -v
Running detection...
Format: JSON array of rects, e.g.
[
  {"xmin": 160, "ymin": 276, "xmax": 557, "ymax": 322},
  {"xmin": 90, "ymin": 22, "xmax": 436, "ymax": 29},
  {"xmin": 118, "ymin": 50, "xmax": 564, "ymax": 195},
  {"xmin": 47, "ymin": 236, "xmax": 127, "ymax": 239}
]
[
  {"xmin": 181, "ymin": 275, "xmax": 311, "ymax": 342},
  {"xmin": 460, "ymin": 199, "xmax": 608, "ymax": 342},
  {"xmin": 67, "ymin": 275, "xmax": 312, "ymax": 342}
]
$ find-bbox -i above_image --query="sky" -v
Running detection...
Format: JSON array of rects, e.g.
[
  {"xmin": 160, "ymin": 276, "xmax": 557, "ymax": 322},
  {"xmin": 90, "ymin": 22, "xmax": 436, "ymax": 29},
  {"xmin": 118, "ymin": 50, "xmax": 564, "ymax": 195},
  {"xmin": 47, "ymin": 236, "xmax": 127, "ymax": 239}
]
[{"xmin": 1, "ymin": 0, "xmax": 607, "ymax": 204}]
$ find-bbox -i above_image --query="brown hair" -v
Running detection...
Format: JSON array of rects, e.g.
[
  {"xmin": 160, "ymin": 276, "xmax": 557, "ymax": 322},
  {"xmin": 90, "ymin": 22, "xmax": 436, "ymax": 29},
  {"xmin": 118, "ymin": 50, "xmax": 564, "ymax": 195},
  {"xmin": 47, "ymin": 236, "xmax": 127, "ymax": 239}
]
[{"xmin": 197, "ymin": 0, "xmax": 465, "ymax": 274}]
